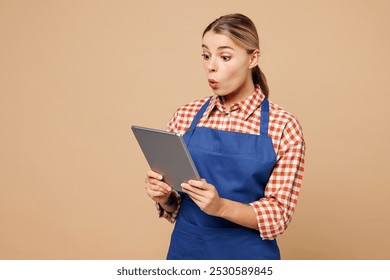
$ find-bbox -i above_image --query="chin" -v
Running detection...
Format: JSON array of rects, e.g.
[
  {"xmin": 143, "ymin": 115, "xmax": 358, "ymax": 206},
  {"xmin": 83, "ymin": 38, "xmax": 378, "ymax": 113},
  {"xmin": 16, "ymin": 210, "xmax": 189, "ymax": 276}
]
[{"xmin": 211, "ymin": 88, "xmax": 229, "ymax": 97}]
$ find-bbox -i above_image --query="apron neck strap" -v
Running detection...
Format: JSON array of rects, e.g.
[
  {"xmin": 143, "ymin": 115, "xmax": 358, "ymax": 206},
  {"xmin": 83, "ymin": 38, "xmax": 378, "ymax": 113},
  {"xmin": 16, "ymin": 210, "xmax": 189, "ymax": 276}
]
[
  {"xmin": 188, "ymin": 98, "xmax": 211, "ymax": 132},
  {"xmin": 260, "ymin": 99, "xmax": 269, "ymax": 135},
  {"xmin": 183, "ymin": 98, "xmax": 211, "ymax": 145}
]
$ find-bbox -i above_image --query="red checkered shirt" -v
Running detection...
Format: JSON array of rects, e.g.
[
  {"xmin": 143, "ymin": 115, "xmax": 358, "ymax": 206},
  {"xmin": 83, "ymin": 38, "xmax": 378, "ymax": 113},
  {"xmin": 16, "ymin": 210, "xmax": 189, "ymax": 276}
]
[{"xmin": 157, "ymin": 87, "xmax": 305, "ymax": 240}]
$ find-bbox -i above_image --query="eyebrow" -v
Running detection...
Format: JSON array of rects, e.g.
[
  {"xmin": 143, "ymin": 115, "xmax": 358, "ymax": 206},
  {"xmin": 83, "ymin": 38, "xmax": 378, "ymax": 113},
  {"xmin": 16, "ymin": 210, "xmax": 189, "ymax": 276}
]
[{"xmin": 202, "ymin": 44, "xmax": 235, "ymax": 51}]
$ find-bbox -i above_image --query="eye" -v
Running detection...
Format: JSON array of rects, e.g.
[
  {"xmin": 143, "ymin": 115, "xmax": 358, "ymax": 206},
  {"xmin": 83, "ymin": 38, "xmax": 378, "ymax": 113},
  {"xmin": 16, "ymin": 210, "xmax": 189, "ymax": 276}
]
[
  {"xmin": 202, "ymin": 53, "xmax": 210, "ymax": 60},
  {"xmin": 221, "ymin": 55, "xmax": 231, "ymax": 61}
]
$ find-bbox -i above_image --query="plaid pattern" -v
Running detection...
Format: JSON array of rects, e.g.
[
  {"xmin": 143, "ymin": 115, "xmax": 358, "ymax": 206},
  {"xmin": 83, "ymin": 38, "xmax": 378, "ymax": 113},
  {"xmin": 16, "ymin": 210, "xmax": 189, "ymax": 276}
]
[{"xmin": 158, "ymin": 87, "xmax": 305, "ymax": 240}]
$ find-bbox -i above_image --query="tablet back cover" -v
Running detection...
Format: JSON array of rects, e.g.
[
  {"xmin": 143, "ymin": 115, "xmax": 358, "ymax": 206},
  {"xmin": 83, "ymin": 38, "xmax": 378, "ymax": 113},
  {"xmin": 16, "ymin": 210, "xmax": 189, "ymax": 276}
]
[{"xmin": 132, "ymin": 125, "xmax": 200, "ymax": 191}]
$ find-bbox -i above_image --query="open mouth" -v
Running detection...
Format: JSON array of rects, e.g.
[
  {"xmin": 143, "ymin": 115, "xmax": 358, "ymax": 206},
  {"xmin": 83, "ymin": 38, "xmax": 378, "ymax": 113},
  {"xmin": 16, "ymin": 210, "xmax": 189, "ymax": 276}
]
[{"xmin": 208, "ymin": 79, "xmax": 218, "ymax": 89}]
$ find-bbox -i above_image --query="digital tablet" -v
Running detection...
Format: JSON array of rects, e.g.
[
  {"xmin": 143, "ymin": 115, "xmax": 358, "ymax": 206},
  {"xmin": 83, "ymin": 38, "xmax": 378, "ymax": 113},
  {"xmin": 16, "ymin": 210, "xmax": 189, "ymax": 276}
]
[{"xmin": 131, "ymin": 125, "xmax": 200, "ymax": 191}]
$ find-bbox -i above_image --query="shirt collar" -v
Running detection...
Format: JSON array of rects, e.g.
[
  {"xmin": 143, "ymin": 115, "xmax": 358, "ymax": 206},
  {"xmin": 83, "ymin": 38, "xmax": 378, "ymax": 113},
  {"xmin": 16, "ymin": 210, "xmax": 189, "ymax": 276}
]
[{"xmin": 204, "ymin": 86, "xmax": 265, "ymax": 120}]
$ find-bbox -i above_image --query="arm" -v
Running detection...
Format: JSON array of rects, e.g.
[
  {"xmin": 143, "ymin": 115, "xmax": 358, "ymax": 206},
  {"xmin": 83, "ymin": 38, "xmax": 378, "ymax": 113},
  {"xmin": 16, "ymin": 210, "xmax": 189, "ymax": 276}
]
[
  {"xmin": 251, "ymin": 135, "xmax": 305, "ymax": 239},
  {"xmin": 182, "ymin": 118, "xmax": 305, "ymax": 239},
  {"xmin": 145, "ymin": 170, "xmax": 180, "ymax": 217}
]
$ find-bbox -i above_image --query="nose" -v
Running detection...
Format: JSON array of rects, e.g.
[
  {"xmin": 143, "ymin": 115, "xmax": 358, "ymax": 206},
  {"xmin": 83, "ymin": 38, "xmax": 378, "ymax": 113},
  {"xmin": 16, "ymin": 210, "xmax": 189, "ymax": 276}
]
[{"xmin": 207, "ymin": 58, "xmax": 217, "ymax": 72}]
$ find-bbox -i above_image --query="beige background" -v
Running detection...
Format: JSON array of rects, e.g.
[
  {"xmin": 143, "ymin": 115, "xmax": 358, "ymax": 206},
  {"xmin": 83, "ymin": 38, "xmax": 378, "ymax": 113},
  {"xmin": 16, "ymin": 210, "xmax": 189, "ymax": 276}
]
[{"xmin": 1, "ymin": 0, "xmax": 390, "ymax": 260}]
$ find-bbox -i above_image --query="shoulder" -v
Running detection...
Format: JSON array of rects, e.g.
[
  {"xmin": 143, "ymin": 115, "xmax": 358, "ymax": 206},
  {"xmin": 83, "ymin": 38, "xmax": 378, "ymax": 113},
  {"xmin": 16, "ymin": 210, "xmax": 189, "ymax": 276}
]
[
  {"xmin": 268, "ymin": 99, "xmax": 304, "ymax": 143},
  {"xmin": 268, "ymin": 100, "xmax": 298, "ymax": 124},
  {"xmin": 174, "ymin": 96, "xmax": 211, "ymax": 116},
  {"xmin": 167, "ymin": 96, "xmax": 211, "ymax": 134}
]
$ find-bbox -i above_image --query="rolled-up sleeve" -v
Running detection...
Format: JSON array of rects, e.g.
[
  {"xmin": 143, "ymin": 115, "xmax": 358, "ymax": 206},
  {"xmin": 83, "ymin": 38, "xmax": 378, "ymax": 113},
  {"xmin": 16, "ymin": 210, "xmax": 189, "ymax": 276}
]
[
  {"xmin": 250, "ymin": 117, "xmax": 305, "ymax": 240},
  {"xmin": 155, "ymin": 191, "xmax": 182, "ymax": 223}
]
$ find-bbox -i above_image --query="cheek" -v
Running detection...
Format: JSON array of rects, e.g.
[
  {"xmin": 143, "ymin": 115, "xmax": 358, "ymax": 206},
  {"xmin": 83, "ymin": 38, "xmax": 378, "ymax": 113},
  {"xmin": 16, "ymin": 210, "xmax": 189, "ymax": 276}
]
[
  {"xmin": 221, "ymin": 63, "xmax": 248, "ymax": 84},
  {"xmin": 219, "ymin": 63, "xmax": 237, "ymax": 79},
  {"xmin": 202, "ymin": 61, "xmax": 208, "ymax": 72}
]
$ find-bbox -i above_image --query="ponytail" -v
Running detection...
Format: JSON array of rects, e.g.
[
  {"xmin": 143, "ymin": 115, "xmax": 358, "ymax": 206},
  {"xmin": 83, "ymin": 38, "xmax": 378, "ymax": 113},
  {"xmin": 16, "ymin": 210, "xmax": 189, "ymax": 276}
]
[{"xmin": 252, "ymin": 65, "xmax": 269, "ymax": 98}]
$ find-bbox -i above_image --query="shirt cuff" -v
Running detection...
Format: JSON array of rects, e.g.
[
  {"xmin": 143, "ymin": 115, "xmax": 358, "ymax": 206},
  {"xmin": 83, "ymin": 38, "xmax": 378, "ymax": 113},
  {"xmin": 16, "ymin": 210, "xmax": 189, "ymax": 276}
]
[
  {"xmin": 155, "ymin": 191, "xmax": 181, "ymax": 223},
  {"xmin": 250, "ymin": 200, "xmax": 286, "ymax": 240}
]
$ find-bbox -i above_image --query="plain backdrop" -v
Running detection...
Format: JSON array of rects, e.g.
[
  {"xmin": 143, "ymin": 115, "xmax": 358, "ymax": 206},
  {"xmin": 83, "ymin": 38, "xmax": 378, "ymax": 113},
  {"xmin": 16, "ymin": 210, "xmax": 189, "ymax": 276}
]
[{"xmin": 1, "ymin": 0, "xmax": 390, "ymax": 259}]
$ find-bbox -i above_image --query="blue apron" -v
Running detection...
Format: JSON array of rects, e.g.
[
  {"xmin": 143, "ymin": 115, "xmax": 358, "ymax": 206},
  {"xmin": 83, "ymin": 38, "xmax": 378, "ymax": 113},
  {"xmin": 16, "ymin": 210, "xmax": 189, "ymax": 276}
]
[{"xmin": 167, "ymin": 98, "xmax": 280, "ymax": 260}]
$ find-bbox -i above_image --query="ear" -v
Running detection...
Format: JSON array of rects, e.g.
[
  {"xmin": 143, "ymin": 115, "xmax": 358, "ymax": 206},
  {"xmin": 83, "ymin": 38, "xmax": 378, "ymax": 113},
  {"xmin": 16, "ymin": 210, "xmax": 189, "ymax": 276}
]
[{"xmin": 249, "ymin": 49, "xmax": 260, "ymax": 69}]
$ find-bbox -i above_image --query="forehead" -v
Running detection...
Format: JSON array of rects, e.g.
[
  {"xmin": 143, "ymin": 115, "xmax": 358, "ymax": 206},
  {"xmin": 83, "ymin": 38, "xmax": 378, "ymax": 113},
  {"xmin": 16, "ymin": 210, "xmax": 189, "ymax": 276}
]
[{"xmin": 202, "ymin": 31, "xmax": 241, "ymax": 51}]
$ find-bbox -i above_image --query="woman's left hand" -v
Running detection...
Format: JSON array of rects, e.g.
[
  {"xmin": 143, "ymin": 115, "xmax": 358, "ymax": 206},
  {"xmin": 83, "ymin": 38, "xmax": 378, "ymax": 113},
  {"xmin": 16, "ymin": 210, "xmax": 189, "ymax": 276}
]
[{"xmin": 181, "ymin": 179, "xmax": 225, "ymax": 216}]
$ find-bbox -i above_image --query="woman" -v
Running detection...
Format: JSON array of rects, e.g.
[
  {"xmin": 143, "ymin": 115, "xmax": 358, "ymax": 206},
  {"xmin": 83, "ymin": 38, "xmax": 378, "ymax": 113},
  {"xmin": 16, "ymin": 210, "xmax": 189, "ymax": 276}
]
[{"xmin": 145, "ymin": 13, "xmax": 305, "ymax": 260}]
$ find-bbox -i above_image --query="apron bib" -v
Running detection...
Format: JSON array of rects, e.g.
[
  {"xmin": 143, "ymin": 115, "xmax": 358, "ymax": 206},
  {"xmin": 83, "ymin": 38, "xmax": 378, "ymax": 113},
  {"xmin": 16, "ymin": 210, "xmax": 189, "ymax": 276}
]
[{"xmin": 167, "ymin": 98, "xmax": 280, "ymax": 260}]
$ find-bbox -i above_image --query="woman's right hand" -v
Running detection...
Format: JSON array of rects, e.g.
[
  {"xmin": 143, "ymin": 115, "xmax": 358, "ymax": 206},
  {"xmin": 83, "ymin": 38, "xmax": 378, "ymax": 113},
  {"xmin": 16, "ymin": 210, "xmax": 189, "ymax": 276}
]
[{"xmin": 145, "ymin": 170, "xmax": 172, "ymax": 205}]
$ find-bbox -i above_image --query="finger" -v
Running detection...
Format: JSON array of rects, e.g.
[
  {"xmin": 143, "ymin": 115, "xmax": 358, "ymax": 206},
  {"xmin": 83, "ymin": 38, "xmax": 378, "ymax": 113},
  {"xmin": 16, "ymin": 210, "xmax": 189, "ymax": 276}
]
[
  {"xmin": 147, "ymin": 188, "xmax": 168, "ymax": 198},
  {"xmin": 145, "ymin": 181, "xmax": 172, "ymax": 197},
  {"xmin": 146, "ymin": 170, "xmax": 163, "ymax": 180},
  {"xmin": 146, "ymin": 185, "xmax": 169, "ymax": 197},
  {"xmin": 183, "ymin": 189, "xmax": 205, "ymax": 205},
  {"xmin": 188, "ymin": 179, "xmax": 208, "ymax": 189},
  {"xmin": 147, "ymin": 178, "xmax": 172, "ymax": 192},
  {"xmin": 181, "ymin": 184, "xmax": 197, "ymax": 197},
  {"xmin": 181, "ymin": 183, "xmax": 206, "ymax": 197}
]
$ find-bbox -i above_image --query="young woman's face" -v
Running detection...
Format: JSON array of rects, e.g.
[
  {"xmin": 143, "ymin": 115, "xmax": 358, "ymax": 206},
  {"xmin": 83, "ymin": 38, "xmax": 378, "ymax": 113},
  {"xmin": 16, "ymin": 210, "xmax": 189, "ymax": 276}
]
[{"xmin": 201, "ymin": 31, "xmax": 257, "ymax": 103}]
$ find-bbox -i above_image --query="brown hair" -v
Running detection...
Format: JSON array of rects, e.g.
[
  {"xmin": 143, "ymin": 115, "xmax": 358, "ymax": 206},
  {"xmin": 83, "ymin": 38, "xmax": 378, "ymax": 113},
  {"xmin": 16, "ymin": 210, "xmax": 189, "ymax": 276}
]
[{"xmin": 203, "ymin": 13, "xmax": 269, "ymax": 98}]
